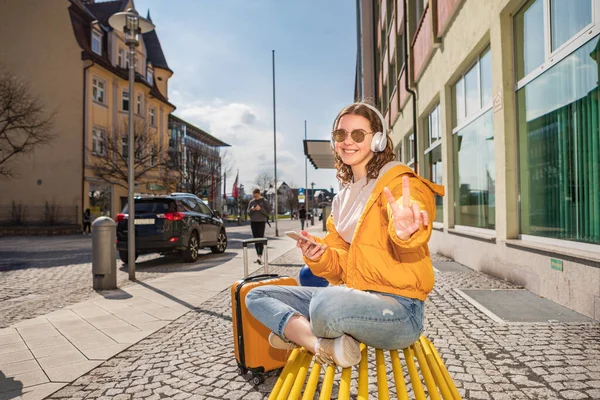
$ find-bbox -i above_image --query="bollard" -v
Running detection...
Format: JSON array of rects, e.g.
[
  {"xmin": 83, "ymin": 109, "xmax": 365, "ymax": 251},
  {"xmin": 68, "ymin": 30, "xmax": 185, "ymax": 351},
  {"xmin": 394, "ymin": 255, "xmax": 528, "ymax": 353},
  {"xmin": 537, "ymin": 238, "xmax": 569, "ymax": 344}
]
[
  {"xmin": 92, "ymin": 216, "xmax": 117, "ymax": 290},
  {"xmin": 322, "ymin": 206, "xmax": 331, "ymax": 232},
  {"xmin": 237, "ymin": 216, "xmax": 241, "ymax": 226}
]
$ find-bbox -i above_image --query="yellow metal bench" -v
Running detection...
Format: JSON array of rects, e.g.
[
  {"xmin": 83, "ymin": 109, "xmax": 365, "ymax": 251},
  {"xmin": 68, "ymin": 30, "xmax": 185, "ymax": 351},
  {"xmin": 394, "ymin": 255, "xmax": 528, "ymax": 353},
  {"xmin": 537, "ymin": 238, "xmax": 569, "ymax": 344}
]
[{"xmin": 268, "ymin": 336, "xmax": 462, "ymax": 400}]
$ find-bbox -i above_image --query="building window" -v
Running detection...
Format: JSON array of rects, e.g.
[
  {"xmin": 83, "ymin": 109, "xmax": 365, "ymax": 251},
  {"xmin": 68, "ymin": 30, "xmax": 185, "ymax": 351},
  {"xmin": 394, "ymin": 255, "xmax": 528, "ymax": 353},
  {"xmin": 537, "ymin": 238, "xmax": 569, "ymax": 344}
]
[
  {"xmin": 121, "ymin": 136, "xmax": 128, "ymax": 159},
  {"xmin": 515, "ymin": 0, "xmax": 595, "ymax": 81},
  {"xmin": 413, "ymin": 0, "xmax": 426, "ymax": 40},
  {"xmin": 452, "ymin": 48, "xmax": 494, "ymax": 229},
  {"xmin": 91, "ymin": 31, "xmax": 102, "ymax": 55},
  {"xmin": 92, "ymin": 128, "xmax": 106, "ymax": 156},
  {"xmin": 136, "ymin": 93, "xmax": 143, "ymax": 115},
  {"xmin": 149, "ymin": 107, "xmax": 156, "ymax": 127},
  {"xmin": 147, "ymin": 66, "xmax": 154, "ymax": 84},
  {"xmin": 516, "ymin": 34, "xmax": 599, "ymax": 244},
  {"xmin": 404, "ymin": 133, "xmax": 415, "ymax": 169},
  {"xmin": 424, "ymin": 104, "xmax": 443, "ymax": 222},
  {"xmin": 92, "ymin": 77, "xmax": 105, "ymax": 104},
  {"xmin": 395, "ymin": 143, "xmax": 403, "ymax": 163},
  {"xmin": 122, "ymin": 90, "xmax": 129, "ymax": 111},
  {"xmin": 135, "ymin": 143, "xmax": 145, "ymax": 161},
  {"xmin": 550, "ymin": 0, "xmax": 593, "ymax": 51},
  {"xmin": 396, "ymin": 23, "xmax": 406, "ymax": 79},
  {"xmin": 150, "ymin": 144, "xmax": 157, "ymax": 166},
  {"xmin": 514, "ymin": 0, "xmax": 599, "ymax": 244},
  {"xmin": 118, "ymin": 48, "xmax": 126, "ymax": 68}
]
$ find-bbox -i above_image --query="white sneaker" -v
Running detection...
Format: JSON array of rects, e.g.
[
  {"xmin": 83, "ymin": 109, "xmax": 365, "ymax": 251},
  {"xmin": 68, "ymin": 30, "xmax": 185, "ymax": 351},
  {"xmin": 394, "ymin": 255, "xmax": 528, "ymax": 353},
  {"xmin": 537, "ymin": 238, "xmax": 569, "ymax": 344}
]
[
  {"xmin": 314, "ymin": 335, "xmax": 361, "ymax": 368},
  {"xmin": 268, "ymin": 332, "xmax": 298, "ymax": 350}
]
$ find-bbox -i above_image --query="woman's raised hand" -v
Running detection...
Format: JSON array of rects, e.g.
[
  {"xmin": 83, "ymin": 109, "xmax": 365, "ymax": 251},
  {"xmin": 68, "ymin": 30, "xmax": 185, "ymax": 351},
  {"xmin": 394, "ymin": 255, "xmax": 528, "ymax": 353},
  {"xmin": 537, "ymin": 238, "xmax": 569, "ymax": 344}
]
[
  {"xmin": 297, "ymin": 231, "xmax": 327, "ymax": 261},
  {"xmin": 383, "ymin": 175, "xmax": 429, "ymax": 240}
]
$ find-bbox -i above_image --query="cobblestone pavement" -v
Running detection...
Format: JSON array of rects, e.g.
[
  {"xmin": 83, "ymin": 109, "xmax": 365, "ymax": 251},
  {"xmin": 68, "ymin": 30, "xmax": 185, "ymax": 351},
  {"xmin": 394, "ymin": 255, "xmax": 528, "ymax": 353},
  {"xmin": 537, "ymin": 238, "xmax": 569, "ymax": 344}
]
[
  {"xmin": 0, "ymin": 221, "xmax": 299, "ymax": 328},
  {"xmin": 47, "ymin": 250, "xmax": 600, "ymax": 400}
]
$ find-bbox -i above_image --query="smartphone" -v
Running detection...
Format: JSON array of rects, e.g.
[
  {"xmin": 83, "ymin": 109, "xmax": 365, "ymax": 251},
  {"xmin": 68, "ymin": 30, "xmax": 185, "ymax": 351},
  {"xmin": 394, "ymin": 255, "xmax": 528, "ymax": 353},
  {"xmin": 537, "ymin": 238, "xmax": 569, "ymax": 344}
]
[{"xmin": 285, "ymin": 231, "xmax": 318, "ymax": 246}]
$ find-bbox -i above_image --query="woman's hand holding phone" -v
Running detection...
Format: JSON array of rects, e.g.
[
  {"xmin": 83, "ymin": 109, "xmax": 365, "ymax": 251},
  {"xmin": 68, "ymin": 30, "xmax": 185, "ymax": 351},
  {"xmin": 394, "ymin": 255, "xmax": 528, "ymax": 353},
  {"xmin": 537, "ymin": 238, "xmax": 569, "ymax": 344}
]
[{"xmin": 286, "ymin": 231, "xmax": 327, "ymax": 261}]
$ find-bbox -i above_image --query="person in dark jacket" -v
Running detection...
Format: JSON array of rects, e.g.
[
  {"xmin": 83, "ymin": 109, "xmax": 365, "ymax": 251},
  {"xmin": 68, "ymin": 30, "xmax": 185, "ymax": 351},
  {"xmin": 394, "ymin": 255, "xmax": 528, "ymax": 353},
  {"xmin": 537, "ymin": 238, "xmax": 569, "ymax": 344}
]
[
  {"xmin": 82, "ymin": 209, "xmax": 92, "ymax": 236},
  {"xmin": 298, "ymin": 205, "xmax": 307, "ymax": 230},
  {"xmin": 247, "ymin": 188, "xmax": 271, "ymax": 264}
]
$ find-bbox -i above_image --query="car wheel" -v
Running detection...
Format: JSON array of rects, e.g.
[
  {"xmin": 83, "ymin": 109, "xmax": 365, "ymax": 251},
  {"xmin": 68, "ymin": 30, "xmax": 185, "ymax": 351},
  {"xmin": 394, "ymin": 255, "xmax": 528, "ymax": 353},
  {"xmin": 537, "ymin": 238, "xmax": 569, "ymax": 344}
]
[
  {"xmin": 211, "ymin": 230, "xmax": 227, "ymax": 254},
  {"xmin": 183, "ymin": 232, "xmax": 199, "ymax": 263},
  {"xmin": 119, "ymin": 251, "xmax": 138, "ymax": 264}
]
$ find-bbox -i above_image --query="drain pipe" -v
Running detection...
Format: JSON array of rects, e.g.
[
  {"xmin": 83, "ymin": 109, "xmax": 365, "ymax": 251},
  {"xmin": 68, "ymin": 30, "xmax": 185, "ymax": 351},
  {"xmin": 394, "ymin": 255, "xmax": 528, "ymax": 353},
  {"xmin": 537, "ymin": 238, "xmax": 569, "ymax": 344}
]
[{"xmin": 403, "ymin": 0, "xmax": 418, "ymax": 174}]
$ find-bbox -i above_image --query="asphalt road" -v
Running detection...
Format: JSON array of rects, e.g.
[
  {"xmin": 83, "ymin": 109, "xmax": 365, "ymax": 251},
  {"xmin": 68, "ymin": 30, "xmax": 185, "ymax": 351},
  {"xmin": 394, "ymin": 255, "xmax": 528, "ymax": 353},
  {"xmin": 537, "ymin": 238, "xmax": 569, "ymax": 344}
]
[{"xmin": 0, "ymin": 218, "xmax": 310, "ymax": 271}]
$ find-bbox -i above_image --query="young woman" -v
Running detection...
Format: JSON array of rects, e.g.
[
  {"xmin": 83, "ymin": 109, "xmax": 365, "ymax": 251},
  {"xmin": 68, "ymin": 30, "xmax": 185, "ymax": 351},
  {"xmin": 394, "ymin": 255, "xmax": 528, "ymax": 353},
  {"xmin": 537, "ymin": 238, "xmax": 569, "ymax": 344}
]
[{"xmin": 246, "ymin": 102, "xmax": 444, "ymax": 368}]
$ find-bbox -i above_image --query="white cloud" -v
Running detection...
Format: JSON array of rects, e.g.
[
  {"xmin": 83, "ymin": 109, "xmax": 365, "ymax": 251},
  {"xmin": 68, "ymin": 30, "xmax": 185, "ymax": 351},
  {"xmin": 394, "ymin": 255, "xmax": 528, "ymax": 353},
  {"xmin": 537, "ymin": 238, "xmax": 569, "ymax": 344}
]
[{"xmin": 171, "ymin": 93, "xmax": 316, "ymax": 192}]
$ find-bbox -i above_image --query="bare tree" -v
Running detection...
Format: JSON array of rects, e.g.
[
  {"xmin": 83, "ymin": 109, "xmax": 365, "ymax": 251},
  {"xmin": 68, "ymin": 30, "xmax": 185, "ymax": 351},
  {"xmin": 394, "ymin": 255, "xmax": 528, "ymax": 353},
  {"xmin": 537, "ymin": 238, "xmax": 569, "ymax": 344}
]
[
  {"xmin": 162, "ymin": 142, "xmax": 234, "ymax": 208},
  {"xmin": 159, "ymin": 167, "xmax": 181, "ymax": 194},
  {"xmin": 0, "ymin": 68, "xmax": 55, "ymax": 178},
  {"xmin": 91, "ymin": 119, "xmax": 166, "ymax": 189},
  {"xmin": 254, "ymin": 171, "xmax": 274, "ymax": 191}
]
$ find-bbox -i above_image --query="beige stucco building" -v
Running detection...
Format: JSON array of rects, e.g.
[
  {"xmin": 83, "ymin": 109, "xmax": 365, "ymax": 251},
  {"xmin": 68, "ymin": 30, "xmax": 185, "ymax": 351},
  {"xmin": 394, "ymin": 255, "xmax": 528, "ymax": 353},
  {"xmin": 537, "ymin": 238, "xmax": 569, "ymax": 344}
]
[
  {"xmin": 356, "ymin": 0, "xmax": 600, "ymax": 320},
  {"xmin": 0, "ymin": 0, "xmax": 175, "ymax": 224}
]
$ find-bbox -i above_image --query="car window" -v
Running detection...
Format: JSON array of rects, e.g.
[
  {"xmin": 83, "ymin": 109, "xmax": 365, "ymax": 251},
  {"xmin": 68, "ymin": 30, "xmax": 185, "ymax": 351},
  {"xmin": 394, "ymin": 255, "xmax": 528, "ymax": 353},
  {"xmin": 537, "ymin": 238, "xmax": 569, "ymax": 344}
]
[
  {"xmin": 123, "ymin": 200, "xmax": 172, "ymax": 214},
  {"xmin": 182, "ymin": 198, "xmax": 201, "ymax": 212},
  {"xmin": 197, "ymin": 200, "xmax": 212, "ymax": 215},
  {"xmin": 176, "ymin": 200, "xmax": 188, "ymax": 212}
]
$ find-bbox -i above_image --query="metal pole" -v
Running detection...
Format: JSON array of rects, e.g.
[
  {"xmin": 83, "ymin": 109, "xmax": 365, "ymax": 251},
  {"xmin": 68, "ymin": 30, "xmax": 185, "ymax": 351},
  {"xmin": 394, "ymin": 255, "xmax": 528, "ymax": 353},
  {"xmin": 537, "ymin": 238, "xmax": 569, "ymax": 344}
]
[
  {"xmin": 272, "ymin": 50, "xmax": 279, "ymax": 237},
  {"xmin": 127, "ymin": 45, "xmax": 136, "ymax": 280},
  {"xmin": 304, "ymin": 120, "xmax": 308, "ymax": 218}
]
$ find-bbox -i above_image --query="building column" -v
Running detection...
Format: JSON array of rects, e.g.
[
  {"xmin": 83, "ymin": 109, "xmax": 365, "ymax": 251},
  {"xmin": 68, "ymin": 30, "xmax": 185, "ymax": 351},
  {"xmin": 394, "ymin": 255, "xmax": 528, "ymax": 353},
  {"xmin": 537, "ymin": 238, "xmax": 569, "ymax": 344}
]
[
  {"xmin": 490, "ymin": 10, "xmax": 519, "ymax": 241},
  {"xmin": 440, "ymin": 84, "xmax": 454, "ymax": 229}
]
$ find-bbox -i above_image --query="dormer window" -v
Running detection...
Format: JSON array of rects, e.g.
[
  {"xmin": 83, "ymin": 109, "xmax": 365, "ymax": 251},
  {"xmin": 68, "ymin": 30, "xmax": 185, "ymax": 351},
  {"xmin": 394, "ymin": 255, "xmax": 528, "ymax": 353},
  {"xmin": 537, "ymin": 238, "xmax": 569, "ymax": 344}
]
[
  {"xmin": 118, "ymin": 48, "xmax": 126, "ymax": 68},
  {"xmin": 147, "ymin": 65, "xmax": 154, "ymax": 85},
  {"xmin": 91, "ymin": 30, "xmax": 102, "ymax": 55}
]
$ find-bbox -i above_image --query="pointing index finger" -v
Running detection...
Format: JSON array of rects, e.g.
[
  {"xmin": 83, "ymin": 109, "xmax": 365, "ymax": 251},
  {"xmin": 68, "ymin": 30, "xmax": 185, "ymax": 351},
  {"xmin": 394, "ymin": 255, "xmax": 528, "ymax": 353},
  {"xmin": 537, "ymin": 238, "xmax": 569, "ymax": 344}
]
[{"xmin": 402, "ymin": 175, "xmax": 411, "ymax": 208}]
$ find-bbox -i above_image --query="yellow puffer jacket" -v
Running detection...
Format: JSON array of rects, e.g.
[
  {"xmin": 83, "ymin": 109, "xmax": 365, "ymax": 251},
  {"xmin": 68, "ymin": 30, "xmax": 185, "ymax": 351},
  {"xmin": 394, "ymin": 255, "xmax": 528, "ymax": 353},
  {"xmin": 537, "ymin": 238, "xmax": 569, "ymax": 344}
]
[{"xmin": 305, "ymin": 164, "xmax": 444, "ymax": 301}]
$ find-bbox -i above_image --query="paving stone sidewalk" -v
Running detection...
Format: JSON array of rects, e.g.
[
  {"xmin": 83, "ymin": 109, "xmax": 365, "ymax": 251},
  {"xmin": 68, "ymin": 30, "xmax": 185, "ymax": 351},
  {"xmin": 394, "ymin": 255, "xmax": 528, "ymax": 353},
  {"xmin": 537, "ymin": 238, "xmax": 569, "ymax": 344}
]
[
  {"xmin": 47, "ymin": 250, "xmax": 600, "ymax": 400},
  {"xmin": 0, "ymin": 226, "xmax": 262, "ymax": 329}
]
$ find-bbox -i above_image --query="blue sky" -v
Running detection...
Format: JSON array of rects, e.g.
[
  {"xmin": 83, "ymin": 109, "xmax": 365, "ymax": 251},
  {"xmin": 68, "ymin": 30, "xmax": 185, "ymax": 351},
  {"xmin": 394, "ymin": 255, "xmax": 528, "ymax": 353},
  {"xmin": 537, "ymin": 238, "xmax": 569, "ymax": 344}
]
[{"xmin": 135, "ymin": 0, "xmax": 357, "ymax": 194}]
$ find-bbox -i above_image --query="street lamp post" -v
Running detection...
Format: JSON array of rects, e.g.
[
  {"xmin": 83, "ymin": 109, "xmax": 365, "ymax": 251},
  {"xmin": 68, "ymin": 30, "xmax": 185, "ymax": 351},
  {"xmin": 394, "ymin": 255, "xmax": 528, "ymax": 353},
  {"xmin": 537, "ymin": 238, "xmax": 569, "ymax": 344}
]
[
  {"xmin": 109, "ymin": 9, "xmax": 155, "ymax": 281},
  {"xmin": 272, "ymin": 50, "xmax": 279, "ymax": 236}
]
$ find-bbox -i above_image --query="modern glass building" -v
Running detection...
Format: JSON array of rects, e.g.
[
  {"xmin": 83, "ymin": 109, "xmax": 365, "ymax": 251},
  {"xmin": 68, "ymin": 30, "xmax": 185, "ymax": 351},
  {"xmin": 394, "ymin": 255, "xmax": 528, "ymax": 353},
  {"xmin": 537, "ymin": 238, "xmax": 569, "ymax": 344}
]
[{"xmin": 356, "ymin": 0, "xmax": 600, "ymax": 320}]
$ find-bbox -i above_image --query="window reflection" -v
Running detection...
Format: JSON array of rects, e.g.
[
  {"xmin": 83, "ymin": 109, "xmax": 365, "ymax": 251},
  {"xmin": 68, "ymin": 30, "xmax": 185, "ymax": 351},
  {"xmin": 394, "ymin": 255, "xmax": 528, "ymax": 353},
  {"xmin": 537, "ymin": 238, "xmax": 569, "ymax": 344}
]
[
  {"xmin": 517, "ymin": 35, "xmax": 599, "ymax": 244},
  {"xmin": 514, "ymin": 0, "xmax": 545, "ymax": 80},
  {"xmin": 551, "ymin": 0, "xmax": 592, "ymax": 51},
  {"xmin": 453, "ymin": 110, "xmax": 495, "ymax": 229},
  {"xmin": 464, "ymin": 64, "xmax": 480, "ymax": 117}
]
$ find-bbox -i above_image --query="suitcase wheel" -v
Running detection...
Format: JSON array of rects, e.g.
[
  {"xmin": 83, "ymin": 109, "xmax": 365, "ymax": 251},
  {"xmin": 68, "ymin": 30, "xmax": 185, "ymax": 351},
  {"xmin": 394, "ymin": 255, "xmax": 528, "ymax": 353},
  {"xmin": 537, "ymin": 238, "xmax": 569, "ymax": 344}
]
[
  {"xmin": 238, "ymin": 366, "xmax": 248, "ymax": 375},
  {"xmin": 252, "ymin": 374, "xmax": 264, "ymax": 386}
]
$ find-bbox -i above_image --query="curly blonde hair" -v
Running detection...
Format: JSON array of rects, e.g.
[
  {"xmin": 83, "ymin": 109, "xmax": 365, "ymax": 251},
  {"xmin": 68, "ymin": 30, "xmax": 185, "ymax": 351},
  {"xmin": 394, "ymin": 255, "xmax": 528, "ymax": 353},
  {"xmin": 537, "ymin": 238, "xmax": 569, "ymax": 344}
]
[{"xmin": 332, "ymin": 103, "xmax": 396, "ymax": 186}]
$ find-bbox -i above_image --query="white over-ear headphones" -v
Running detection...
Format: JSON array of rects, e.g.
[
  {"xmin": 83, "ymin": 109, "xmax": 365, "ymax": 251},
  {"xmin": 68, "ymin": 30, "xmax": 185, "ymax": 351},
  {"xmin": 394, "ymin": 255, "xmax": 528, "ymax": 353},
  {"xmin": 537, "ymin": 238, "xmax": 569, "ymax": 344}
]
[{"xmin": 331, "ymin": 102, "xmax": 388, "ymax": 153}]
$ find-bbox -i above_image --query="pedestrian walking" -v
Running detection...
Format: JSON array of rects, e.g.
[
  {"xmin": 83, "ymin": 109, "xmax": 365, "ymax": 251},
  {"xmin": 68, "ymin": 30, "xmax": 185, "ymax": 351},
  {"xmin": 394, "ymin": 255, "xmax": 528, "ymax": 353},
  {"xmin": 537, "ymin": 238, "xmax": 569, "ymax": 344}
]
[
  {"xmin": 298, "ymin": 205, "xmax": 307, "ymax": 230},
  {"xmin": 247, "ymin": 188, "xmax": 271, "ymax": 265},
  {"xmin": 246, "ymin": 102, "xmax": 444, "ymax": 368},
  {"xmin": 82, "ymin": 208, "xmax": 91, "ymax": 236}
]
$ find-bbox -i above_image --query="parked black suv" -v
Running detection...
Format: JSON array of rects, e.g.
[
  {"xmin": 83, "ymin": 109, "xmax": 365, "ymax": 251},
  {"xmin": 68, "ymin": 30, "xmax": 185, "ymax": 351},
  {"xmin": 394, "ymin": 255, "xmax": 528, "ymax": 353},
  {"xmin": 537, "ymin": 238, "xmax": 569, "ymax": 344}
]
[{"xmin": 116, "ymin": 193, "xmax": 227, "ymax": 263}]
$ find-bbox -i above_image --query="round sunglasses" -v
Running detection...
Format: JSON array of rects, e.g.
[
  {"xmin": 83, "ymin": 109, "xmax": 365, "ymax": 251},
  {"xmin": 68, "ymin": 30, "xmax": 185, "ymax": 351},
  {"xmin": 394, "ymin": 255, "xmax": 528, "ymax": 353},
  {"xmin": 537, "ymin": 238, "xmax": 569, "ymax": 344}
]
[{"xmin": 331, "ymin": 128, "xmax": 374, "ymax": 143}]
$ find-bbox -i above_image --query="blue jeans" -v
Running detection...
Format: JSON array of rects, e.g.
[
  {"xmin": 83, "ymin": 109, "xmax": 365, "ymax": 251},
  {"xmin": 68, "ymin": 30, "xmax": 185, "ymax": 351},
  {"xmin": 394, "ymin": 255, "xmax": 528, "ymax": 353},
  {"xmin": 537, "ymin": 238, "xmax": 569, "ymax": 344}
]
[{"xmin": 245, "ymin": 285, "xmax": 424, "ymax": 350}]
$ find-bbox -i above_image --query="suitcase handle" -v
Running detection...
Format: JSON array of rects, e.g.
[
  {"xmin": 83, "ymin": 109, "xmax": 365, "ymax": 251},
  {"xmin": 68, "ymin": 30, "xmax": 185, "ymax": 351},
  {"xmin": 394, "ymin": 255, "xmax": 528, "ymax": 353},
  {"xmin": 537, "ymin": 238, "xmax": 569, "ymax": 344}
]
[
  {"xmin": 242, "ymin": 239, "xmax": 269, "ymax": 277},
  {"xmin": 242, "ymin": 274, "xmax": 279, "ymax": 282}
]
